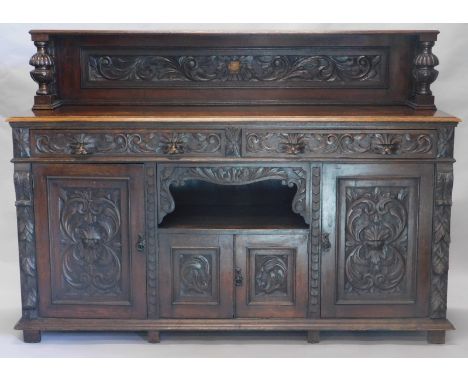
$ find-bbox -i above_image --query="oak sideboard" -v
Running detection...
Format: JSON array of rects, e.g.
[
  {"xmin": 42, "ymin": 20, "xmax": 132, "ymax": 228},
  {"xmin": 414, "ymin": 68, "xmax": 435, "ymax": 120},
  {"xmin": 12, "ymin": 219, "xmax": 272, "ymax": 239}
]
[{"xmin": 8, "ymin": 29, "xmax": 459, "ymax": 344}]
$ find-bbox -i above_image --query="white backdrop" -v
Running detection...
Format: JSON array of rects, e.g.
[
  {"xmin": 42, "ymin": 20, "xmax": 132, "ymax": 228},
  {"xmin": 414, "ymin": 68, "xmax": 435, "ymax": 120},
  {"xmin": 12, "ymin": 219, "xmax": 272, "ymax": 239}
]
[{"xmin": 0, "ymin": 23, "xmax": 467, "ymax": 357}]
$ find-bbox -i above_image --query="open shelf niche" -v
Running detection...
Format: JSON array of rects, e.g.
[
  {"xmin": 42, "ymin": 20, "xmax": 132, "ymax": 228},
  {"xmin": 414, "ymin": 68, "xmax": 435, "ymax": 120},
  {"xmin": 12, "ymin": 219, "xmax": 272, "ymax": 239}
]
[{"xmin": 157, "ymin": 166, "xmax": 310, "ymax": 230}]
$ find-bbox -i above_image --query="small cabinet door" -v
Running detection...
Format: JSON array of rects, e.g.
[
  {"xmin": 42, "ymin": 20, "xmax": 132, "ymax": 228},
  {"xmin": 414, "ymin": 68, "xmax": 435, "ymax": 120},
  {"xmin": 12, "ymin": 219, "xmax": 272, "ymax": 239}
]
[
  {"xmin": 34, "ymin": 164, "xmax": 147, "ymax": 318},
  {"xmin": 321, "ymin": 163, "xmax": 433, "ymax": 318},
  {"xmin": 235, "ymin": 234, "xmax": 309, "ymax": 318},
  {"xmin": 159, "ymin": 233, "xmax": 234, "ymax": 318}
]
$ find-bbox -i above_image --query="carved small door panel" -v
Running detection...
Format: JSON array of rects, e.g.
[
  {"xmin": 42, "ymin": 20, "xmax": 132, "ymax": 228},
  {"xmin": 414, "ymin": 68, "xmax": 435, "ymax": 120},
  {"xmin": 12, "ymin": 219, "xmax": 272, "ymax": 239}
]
[
  {"xmin": 34, "ymin": 164, "xmax": 146, "ymax": 318},
  {"xmin": 321, "ymin": 163, "xmax": 433, "ymax": 318},
  {"xmin": 235, "ymin": 234, "xmax": 309, "ymax": 318},
  {"xmin": 159, "ymin": 234, "xmax": 234, "ymax": 318}
]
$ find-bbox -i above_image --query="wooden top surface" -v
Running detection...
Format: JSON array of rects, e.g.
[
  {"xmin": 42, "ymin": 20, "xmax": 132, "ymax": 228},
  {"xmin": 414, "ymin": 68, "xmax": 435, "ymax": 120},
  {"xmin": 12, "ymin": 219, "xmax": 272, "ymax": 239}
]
[
  {"xmin": 29, "ymin": 29, "xmax": 439, "ymax": 36},
  {"xmin": 7, "ymin": 106, "xmax": 460, "ymax": 124}
]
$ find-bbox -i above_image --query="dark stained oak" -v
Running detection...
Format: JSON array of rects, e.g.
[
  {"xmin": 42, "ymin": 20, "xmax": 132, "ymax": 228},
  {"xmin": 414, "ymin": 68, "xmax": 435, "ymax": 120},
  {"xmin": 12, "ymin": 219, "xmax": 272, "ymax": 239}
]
[
  {"xmin": 23, "ymin": 330, "xmax": 41, "ymax": 343},
  {"xmin": 8, "ymin": 29, "xmax": 460, "ymax": 344},
  {"xmin": 427, "ymin": 330, "xmax": 446, "ymax": 344},
  {"xmin": 147, "ymin": 330, "xmax": 160, "ymax": 343},
  {"xmin": 15, "ymin": 317, "xmax": 454, "ymax": 332},
  {"xmin": 307, "ymin": 331, "xmax": 320, "ymax": 344}
]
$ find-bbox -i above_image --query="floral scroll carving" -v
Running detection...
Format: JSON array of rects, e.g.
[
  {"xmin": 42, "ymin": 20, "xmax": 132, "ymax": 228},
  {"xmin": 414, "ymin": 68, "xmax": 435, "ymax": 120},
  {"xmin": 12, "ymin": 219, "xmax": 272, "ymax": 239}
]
[
  {"xmin": 14, "ymin": 167, "xmax": 38, "ymax": 319},
  {"xmin": 87, "ymin": 53, "xmax": 384, "ymax": 87},
  {"xmin": 344, "ymin": 187, "xmax": 409, "ymax": 295},
  {"xmin": 245, "ymin": 131, "xmax": 434, "ymax": 156},
  {"xmin": 34, "ymin": 131, "xmax": 223, "ymax": 156},
  {"xmin": 255, "ymin": 255, "xmax": 288, "ymax": 296},
  {"xmin": 437, "ymin": 127, "xmax": 455, "ymax": 159},
  {"xmin": 431, "ymin": 165, "xmax": 453, "ymax": 318},
  {"xmin": 13, "ymin": 128, "xmax": 31, "ymax": 158},
  {"xmin": 179, "ymin": 255, "xmax": 212, "ymax": 297},
  {"xmin": 59, "ymin": 187, "xmax": 123, "ymax": 296},
  {"xmin": 158, "ymin": 166, "xmax": 309, "ymax": 224}
]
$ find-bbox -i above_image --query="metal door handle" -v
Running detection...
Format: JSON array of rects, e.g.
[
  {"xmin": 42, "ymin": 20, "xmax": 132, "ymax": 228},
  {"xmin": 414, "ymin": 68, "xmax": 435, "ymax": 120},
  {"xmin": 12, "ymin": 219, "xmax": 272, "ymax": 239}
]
[
  {"xmin": 136, "ymin": 234, "xmax": 146, "ymax": 252},
  {"xmin": 321, "ymin": 232, "xmax": 331, "ymax": 251},
  {"xmin": 234, "ymin": 267, "xmax": 243, "ymax": 286}
]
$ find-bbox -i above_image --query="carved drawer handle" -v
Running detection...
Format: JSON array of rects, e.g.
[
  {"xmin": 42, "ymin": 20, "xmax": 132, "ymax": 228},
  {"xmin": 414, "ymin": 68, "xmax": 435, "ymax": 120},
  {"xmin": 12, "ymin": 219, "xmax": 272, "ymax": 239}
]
[
  {"xmin": 165, "ymin": 142, "xmax": 185, "ymax": 155},
  {"xmin": 136, "ymin": 234, "xmax": 146, "ymax": 252},
  {"xmin": 375, "ymin": 142, "xmax": 400, "ymax": 155},
  {"xmin": 279, "ymin": 142, "xmax": 306, "ymax": 155},
  {"xmin": 321, "ymin": 233, "xmax": 331, "ymax": 251},
  {"xmin": 70, "ymin": 142, "xmax": 91, "ymax": 156},
  {"xmin": 234, "ymin": 267, "xmax": 243, "ymax": 287}
]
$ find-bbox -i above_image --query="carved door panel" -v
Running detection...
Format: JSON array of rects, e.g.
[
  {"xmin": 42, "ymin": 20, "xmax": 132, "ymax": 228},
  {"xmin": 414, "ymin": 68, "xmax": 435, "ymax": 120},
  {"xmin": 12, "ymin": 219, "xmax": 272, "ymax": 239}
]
[
  {"xmin": 235, "ymin": 234, "xmax": 309, "ymax": 318},
  {"xmin": 34, "ymin": 164, "xmax": 146, "ymax": 318},
  {"xmin": 159, "ymin": 234, "xmax": 234, "ymax": 318},
  {"xmin": 321, "ymin": 163, "xmax": 433, "ymax": 318}
]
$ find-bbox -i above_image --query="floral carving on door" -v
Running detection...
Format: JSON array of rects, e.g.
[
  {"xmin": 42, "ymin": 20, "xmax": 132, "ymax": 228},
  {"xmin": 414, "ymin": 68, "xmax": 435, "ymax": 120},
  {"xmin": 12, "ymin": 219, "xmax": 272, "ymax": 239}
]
[
  {"xmin": 255, "ymin": 255, "xmax": 288, "ymax": 296},
  {"xmin": 344, "ymin": 187, "xmax": 408, "ymax": 295},
  {"xmin": 59, "ymin": 187, "xmax": 122, "ymax": 296},
  {"xmin": 179, "ymin": 254, "xmax": 212, "ymax": 297}
]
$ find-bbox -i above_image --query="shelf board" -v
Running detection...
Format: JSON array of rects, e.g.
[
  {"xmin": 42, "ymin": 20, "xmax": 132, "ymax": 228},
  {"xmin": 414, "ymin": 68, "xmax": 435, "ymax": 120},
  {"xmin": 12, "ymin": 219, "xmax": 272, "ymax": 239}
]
[{"xmin": 159, "ymin": 206, "xmax": 308, "ymax": 230}]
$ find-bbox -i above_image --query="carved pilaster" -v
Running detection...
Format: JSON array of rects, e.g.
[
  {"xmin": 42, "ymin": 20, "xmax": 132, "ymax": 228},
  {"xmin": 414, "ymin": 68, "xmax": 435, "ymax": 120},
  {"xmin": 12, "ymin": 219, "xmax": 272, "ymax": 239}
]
[
  {"xmin": 437, "ymin": 127, "xmax": 455, "ymax": 159},
  {"xmin": 309, "ymin": 165, "xmax": 321, "ymax": 317},
  {"xmin": 14, "ymin": 164, "xmax": 38, "ymax": 319},
  {"xmin": 158, "ymin": 166, "xmax": 309, "ymax": 225},
  {"xmin": 409, "ymin": 39, "xmax": 439, "ymax": 109},
  {"xmin": 12, "ymin": 128, "xmax": 30, "ymax": 158},
  {"xmin": 145, "ymin": 164, "xmax": 158, "ymax": 318},
  {"xmin": 225, "ymin": 127, "xmax": 241, "ymax": 157},
  {"xmin": 431, "ymin": 163, "xmax": 453, "ymax": 318}
]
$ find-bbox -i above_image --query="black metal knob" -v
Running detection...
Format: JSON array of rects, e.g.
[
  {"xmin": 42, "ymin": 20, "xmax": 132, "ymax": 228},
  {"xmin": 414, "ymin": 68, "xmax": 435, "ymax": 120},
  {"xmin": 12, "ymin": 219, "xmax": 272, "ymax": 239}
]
[
  {"xmin": 136, "ymin": 234, "xmax": 146, "ymax": 252},
  {"xmin": 321, "ymin": 232, "xmax": 331, "ymax": 251}
]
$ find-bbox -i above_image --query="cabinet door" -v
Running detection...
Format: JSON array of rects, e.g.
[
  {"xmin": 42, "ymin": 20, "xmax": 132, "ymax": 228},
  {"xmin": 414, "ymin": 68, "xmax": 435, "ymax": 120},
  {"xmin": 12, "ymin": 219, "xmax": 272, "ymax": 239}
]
[
  {"xmin": 235, "ymin": 234, "xmax": 309, "ymax": 318},
  {"xmin": 34, "ymin": 164, "xmax": 146, "ymax": 318},
  {"xmin": 321, "ymin": 163, "xmax": 433, "ymax": 318},
  {"xmin": 159, "ymin": 234, "xmax": 234, "ymax": 318}
]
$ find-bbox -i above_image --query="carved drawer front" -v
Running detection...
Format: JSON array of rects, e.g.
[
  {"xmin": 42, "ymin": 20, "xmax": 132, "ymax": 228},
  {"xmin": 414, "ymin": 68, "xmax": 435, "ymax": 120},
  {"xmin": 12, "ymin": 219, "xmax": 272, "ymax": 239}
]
[
  {"xmin": 30, "ymin": 129, "xmax": 229, "ymax": 158},
  {"xmin": 159, "ymin": 234, "xmax": 234, "ymax": 318},
  {"xmin": 321, "ymin": 163, "xmax": 433, "ymax": 318},
  {"xmin": 235, "ymin": 234, "xmax": 309, "ymax": 318},
  {"xmin": 34, "ymin": 164, "xmax": 147, "ymax": 319},
  {"xmin": 243, "ymin": 129, "xmax": 436, "ymax": 158}
]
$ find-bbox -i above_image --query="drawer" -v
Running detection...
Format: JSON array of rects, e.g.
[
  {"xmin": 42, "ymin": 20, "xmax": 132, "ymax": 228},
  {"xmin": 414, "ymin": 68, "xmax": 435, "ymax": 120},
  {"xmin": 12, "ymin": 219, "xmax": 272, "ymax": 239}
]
[
  {"xmin": 242, "ymin": 129, "xmax": 437, "ymax": 158},
  {"xmin": 29, "ymin": 129, "xmax": 232, "ymax": 158}
]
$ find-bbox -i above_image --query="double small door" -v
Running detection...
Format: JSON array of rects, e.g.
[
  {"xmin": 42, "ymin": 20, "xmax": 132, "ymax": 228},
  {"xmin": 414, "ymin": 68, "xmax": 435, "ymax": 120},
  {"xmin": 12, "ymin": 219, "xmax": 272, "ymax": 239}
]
[{"xmin": 158, "ymin": 233, "xmax": 309, "ymax": 318}]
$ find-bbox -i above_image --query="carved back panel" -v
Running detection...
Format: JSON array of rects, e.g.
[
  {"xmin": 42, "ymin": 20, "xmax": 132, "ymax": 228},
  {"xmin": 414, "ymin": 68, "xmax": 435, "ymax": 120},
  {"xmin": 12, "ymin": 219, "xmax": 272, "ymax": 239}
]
[
  {"xmin": 34, "ymin": 164, "xmax": 147, "ymax": 318},
  {"xmin": 321, "ymin": 163, "xmax": 433, "ymax": 318},
  {"xmin": 29, "ymin": 30, "xmax": 440, "ymax": 109}
]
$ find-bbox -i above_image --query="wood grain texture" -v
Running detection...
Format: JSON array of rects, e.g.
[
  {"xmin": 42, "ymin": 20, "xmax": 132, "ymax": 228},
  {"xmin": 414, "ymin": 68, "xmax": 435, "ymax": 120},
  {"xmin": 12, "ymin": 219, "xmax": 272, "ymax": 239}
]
[{"xmin": 7, "ymin": 106, "xmax": 461, "ymax": 123}]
